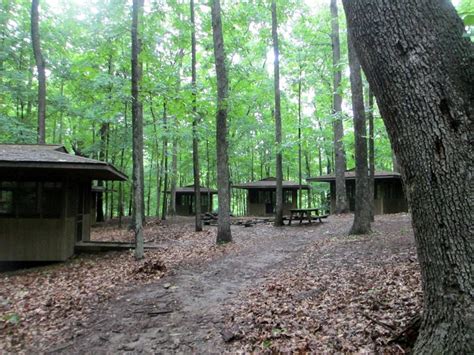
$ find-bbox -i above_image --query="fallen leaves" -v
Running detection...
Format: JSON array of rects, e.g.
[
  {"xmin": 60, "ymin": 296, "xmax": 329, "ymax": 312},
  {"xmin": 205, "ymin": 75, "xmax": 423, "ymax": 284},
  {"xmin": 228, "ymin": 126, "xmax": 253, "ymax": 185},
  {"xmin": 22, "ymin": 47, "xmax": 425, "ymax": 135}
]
[
  {"xmin": 0, "ymin": 219, "xmax": 234, "ymax": 353},
  {"xmin": 223, "ymin": 214, "xmax": 422, "ymax": 353},
  {"xmin": 0, "ymin": 214, "xmax": 423, "ymax": 354}
]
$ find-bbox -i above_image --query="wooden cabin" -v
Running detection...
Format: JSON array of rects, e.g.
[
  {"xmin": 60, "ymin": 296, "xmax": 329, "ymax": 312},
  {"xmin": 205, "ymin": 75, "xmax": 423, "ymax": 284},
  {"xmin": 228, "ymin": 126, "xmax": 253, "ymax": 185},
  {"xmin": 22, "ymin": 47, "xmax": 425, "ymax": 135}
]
[
  {"xmin": 233, "ymin": 177, "xmax": 309, "ymax": 216},
  {"xmin": 306, "ymin": 171, "xmax": 408, "ymax": 215},
  {"xmin": 0, "ymin": 144, "xmax": 126, "ymax": 262},
  {"xmin": 174, "ymin": 185, "xmax": 217, "ymax": 216}
]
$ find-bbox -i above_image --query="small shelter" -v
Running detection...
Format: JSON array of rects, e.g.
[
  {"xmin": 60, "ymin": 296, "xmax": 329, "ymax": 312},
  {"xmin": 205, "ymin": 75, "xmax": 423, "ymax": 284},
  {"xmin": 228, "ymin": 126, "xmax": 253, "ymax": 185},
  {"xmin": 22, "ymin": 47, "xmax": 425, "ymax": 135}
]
[
  {"xmin": 174, "ymin": 185, "xmax": 217, "ymax": 216},
  {"xmin": 307, "ymin": 170, "xmax": 408, "ymax": 215},
  {"xmin": 0, "ymin": 144, "xmax": 126, "ymax": 262},
  {"xmin": 233, "ymin": 177, "xmax": 309, "ymax": 216}
]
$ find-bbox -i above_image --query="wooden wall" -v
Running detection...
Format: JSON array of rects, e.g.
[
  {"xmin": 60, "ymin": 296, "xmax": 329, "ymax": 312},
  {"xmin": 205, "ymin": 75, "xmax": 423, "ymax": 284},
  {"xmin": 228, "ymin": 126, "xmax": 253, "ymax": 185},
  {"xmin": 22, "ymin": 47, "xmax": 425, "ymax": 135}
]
[{"xmin": 0, "ymin": 182, "xmax": 92, "ymax": 261}]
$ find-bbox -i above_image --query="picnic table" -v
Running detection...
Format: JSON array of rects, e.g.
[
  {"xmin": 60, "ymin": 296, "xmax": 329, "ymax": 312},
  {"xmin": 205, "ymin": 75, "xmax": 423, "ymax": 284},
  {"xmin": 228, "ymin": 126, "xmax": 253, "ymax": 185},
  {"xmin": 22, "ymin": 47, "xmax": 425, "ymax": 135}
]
[{"xmin": 288, "ymin": 208, "xmax": 328, "ymax": 225}]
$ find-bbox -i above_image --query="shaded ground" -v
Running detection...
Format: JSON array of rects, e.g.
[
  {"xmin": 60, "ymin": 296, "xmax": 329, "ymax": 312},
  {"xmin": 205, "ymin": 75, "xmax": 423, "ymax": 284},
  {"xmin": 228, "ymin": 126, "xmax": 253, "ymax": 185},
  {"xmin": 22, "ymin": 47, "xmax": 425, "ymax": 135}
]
[{"xmin": 1, "ymin": 214, "xmax": 421, "ymax": 353}]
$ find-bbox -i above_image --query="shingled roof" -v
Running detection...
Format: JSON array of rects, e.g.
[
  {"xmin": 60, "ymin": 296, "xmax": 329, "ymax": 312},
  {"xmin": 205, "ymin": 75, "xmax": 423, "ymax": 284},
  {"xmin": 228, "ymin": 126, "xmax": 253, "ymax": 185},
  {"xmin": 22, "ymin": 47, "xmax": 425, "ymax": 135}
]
[
  {"xmin": 306, "ymin": 170, "xmax": 401, "ymax": 183},
  {"xmin": 233, "ymin": 177, "xmax": 309, "ymax": 190},
  {"xmin": 0, "ymin": 144, "xmax": 127, "ymax": 181},
  {"xmin": 175, "ymin": 185, "xmax": 217, "ymax": 194}
]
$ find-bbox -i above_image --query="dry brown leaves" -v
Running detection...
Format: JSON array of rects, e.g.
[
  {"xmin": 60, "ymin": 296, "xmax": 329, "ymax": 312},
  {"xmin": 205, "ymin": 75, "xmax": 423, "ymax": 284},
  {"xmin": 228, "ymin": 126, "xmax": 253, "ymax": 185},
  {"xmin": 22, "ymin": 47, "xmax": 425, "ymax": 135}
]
[
  {"xmin": 224, "ymin": 217, "xmax": 422, "ymax": 353},
  {"xmin": 0, "ymin": 220, "xmax": 236, "ymax": 353}
]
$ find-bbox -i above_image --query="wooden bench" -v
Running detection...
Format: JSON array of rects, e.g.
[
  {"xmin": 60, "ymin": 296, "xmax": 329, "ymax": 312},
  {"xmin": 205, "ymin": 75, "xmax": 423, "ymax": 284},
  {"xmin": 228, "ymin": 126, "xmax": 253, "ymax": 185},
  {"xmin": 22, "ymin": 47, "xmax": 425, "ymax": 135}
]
[{"xmin": 288, "ymin": 208, "xmax": 327, "ymax": 225}]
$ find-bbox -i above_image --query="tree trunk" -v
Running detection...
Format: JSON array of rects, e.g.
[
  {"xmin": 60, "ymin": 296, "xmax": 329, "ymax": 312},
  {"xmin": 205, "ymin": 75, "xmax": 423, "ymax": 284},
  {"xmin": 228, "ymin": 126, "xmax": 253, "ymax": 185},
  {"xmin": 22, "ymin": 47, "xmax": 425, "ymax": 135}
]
[
  {"xmin": 297, "ymin": 66, "xmax": 303, "ymax": 209},
  {"xmin": 211, "ymin": 0, "xmax": 231, "ymax": 244},
  {"xmin": 304, "ymin": 150, "xmax": 312, "ymax": 207},
  {"xmin": 271, "ymin": 0, "xmax": 283, "ymax": 226},
  {"xmin": 161, "ymin": 101, "xmax": 169, "ymax": 220},
  {"xmin": 96, "ymin": 122, "xmax": 108, "ymax": 222},
  {"xmin": 31, "ymin": 0, "xmax": 46, "ymax": 144},
  {"xmin": 169, "ymin": 136, "xmax": 178, "ymax": 216},
  {"xmin": 131, "ymin": 0, "xmax": 145, "ymax": 260},
  {"xmin": 330, "ymin": 0, "xmax": 348, "ymax": 214},
  {"xmin": 191, "ymin": 0, "xmax": 202, "ymax": 231},
  {"xmin": 342, "ymin": 1, "xmax": 473, "ymax": 353},
  {"xmin": 368, "ymin": 88, "xmax": 375, "ymax": 222},
  {"xmin": 146, "ymin": 149, "xmax": 154, "ymax": 217},
  {"xmin": 347, "ymin": 32, "xmax": 371, "ymax": 235},
  {"xmin": 206, "ymin": 139, "xmax": 211, "ymax": 213}
]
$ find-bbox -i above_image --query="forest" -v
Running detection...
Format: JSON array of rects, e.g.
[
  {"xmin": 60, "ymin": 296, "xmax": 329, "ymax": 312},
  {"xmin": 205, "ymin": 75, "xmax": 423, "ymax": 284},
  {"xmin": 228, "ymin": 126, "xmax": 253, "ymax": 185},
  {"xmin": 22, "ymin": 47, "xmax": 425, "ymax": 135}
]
[{"xmin": 0, "ymin": 0, "xmax": 472, "ymax": 354}]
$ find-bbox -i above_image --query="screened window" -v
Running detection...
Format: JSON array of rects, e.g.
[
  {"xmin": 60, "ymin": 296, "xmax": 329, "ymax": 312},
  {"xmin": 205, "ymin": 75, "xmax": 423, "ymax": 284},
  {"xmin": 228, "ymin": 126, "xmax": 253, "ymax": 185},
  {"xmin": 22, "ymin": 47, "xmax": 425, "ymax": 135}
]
[
  {"xmin": 0, "ymin": 182, "xmax": 14, "ymax": 216},
  {"xmin": 0, "ymin": 181, "xmax": 63, "ymax": 218}
]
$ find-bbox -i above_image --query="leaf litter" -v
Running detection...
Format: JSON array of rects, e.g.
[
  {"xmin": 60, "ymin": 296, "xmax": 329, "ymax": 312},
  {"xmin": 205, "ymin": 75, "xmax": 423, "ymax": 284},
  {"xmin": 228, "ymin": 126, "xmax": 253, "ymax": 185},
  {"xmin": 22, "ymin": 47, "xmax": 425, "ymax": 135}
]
[
  {"xmin": 223, "ymin": 214, "xmax": 422, "ymax": 353},
  {"xmin": 1, "ymin": 214, "xmax": 422, "ymax": 353}
]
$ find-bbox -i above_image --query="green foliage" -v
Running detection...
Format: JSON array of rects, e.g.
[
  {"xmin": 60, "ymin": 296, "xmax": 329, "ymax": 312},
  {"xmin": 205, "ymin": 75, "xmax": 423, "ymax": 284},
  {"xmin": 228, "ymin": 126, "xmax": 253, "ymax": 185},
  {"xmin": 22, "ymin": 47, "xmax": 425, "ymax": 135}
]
[{"xmin": 0, "ymin": 0, "xmax": 395, "ymax": 216}]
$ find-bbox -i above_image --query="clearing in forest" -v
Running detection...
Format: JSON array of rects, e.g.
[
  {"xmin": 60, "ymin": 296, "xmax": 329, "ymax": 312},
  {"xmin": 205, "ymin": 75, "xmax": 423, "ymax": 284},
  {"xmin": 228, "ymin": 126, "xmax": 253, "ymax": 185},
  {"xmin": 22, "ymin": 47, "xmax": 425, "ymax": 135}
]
[{"xmin": 0, "ymin": 214, "xmax": 421, "ymax": 353}]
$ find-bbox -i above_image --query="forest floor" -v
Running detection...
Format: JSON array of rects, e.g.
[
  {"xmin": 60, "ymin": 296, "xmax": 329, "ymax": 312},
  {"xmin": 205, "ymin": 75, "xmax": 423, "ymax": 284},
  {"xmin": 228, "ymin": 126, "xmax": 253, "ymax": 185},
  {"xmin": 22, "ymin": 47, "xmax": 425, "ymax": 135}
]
[{"xmin": 0, "ymin": 214, "xmax": 422, "ymax": 353}]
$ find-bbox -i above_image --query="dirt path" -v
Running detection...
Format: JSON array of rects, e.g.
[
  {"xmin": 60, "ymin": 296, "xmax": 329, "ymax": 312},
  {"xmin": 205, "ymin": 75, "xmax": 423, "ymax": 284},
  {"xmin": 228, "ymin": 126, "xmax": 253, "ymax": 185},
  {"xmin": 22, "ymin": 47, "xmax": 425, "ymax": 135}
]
[{"xmin": 48, "ymin": 219, "xmax": 344, "ymax": 354}]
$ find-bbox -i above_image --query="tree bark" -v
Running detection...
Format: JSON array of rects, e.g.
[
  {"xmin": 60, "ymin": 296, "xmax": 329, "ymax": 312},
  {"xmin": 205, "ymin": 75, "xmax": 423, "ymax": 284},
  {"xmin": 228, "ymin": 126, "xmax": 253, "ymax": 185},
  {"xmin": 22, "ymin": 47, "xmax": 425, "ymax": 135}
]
[
  {"xmin": 31, "ymin": 0, "xmax": 46, "ymax": 144},
  {"xmin": 161, "ymin": 101, "xmax": 169, "ymax": 220},
  {"xmin": 368, "ymin": 88, "xmax": 375, "ymax": 222},
  {"xmin": 211, "ymin": 0, "xmax": 232, "ymax": 244},
  {"xmin": 330, "ymin": 0, "xmax": 348, "ymax": 214},
  {"xmin": 206, "ymin": 139, "xmax": 211, "ymax": 213},
  {"xmin": 342, "ymin": 1, "xmax": 473, "ymax": 353},
  {"xmin": 297, "ymin": 66, "xmax": 303, "ymax": 208},
  {"xmin": 118, "ymin": 101, "xmax": 128, "ymax": 228},
  {"xmin": 304, "ymin": 150, "xmax": 312, "ymax": 207},
  {"xmin": 169, "ymin": 136, "xmax": 178, "ymax": 216},
  {"xmin": 191, "ymin": 0, "xmax": 202, "ymax": 231},
  {"xmin": 131, "ymin": 0, "xmax": 145, "ymax": 260},
  {"xmin": 271, "ymin": 0, "xmax": 283, "ymax": 226},
  {"xmin": 96, "ymin": 122, "xmax": 108, "ymax": 222},
  {"xmin": 347, "ymin": 32, "xmax": 371, "ymax": 235}
]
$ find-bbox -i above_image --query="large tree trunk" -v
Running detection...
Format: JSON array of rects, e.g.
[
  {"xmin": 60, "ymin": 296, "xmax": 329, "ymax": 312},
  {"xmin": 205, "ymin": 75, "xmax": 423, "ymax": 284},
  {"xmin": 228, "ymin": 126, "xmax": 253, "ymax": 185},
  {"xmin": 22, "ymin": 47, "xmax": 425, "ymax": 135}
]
[
  {"xmin": 347, "ymin": 32, "xmax": 371, "ymax": 235},
  {"xmin": 271, "ymin": 0, "xmax": 283, "ymax": 226},
  {"xmin": 342, "ymin": 1, "xmax": 473, "ymax": 353},
  {"xmin": 330, "ymin": 0, "xmax": 348, "ymax": 214},
  {"xmin": 131, "ymin": 0, "xmax": 145, "ymax": 260},
  {"xmin": 31, "ymin": 0, "xmax": 46, "ymax": 144},
  {"xmin": 211, "ymin": 0, "xmax": 231, "ymax": 244},
  {"xmin": 191, "ymin": 0, "xmax": 202, "ymax": 231}
]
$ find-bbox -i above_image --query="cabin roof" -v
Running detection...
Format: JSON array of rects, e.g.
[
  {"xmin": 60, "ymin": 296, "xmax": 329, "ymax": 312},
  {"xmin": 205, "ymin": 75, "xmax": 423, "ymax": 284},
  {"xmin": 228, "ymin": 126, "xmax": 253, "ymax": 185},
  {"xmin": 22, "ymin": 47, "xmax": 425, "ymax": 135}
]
[
  {"xmin": 306, "ymin": 170, "xmax": 401, "ymax": 183},
  {"xmin": 233, "ymin": 177, "xmax": 309, "ymax": 190},
  {"xmin": 175, "ymin": 185, "xmax": 218, "ymax": 194},
  {"xmin": 0, "ymin": 144, "xmax": 127, "ymax": 181}
]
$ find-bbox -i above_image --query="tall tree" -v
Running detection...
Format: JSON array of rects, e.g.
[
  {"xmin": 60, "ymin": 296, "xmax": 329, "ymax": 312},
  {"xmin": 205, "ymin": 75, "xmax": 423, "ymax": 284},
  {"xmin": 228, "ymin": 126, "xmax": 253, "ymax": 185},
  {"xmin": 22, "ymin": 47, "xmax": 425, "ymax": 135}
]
[
  {"xmin": 191, "ymin": 0, "xmax": 202, "ymax": 231},
  {"xmin": 30, "ymin": 0, "xmax": 46, "ymax": 144},
  {"xmin": 342, "ymin": 0, "xmax": 473, "ymax": 353},
  {"xmin": 168, "ymin": 136, "xmax": 178, "ymax": 216},
  {"xmin": 131, "ymin": 0, "xmax": 145, "ymax": 260},
  {"xmin": 367, "ymin": 88, "xmax": 375, "ymax": 221},
  {"xmin": 211, "ymin": 0, "xmax": 231, "ymax": 244},
  {"xmin": 330, "ymin": 0, "xmax": 348, "ymax": 213},
  {"xmin": 347, "ymin": 33, "xmax": 371, "ymax": 234},
  {"xmin": 297, "ymin": 65, "xmax": 303, "ymax": 208},
  {"xmin": 271, "ymin": 0, "xmax": 283, "ymax": 226},
  {"xmin": 161, "ymin": 101, "xmax": 169, "ymax": 220}
]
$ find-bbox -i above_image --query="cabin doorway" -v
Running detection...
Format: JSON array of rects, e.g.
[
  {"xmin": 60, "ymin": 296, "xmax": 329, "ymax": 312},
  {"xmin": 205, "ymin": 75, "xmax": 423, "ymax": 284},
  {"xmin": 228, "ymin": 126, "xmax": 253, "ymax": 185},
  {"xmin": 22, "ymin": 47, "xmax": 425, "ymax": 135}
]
[{"xmin": 264, "ymin": 190, "xmax": 275, "ymax": 214}]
